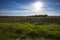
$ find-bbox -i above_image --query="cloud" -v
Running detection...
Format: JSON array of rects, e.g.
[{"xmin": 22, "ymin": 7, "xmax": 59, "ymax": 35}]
[
  {"xmin": 16, "ymin": 3, "xmax": 32, "ymax": 11},
  {"xmin": 0, "ymin": 10, "xmax": 60, "ymax": 16}
]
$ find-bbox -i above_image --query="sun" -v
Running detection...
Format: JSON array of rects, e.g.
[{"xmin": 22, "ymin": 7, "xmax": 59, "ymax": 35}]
[{"xmin": 32, "ymin": 1, "xmax": 44, "ymax": 12}]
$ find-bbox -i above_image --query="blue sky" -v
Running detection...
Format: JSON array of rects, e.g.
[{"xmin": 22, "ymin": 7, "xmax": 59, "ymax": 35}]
[{"xmin": 0, "ymin": 0, "xmax": 60, "ymax": 16}]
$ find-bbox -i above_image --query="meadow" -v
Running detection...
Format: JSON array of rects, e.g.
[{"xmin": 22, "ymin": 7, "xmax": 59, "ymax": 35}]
[{"xmin": 0, "ymin": 16, "xmax": 60, "ymax": 40}]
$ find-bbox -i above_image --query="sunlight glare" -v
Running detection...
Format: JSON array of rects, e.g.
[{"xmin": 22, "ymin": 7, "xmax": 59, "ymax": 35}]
[{"xmin": 32, "ymin": 1, "xmax": 44, "ymax": 12}]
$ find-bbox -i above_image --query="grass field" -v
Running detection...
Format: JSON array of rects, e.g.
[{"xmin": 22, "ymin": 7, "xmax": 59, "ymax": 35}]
[{"xmin": 0, "ymin": 16, "xmax": 60, "ymax": 40}]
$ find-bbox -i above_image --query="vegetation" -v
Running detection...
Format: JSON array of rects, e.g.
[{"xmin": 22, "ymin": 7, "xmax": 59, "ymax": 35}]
[
  {"xmin": 0, "ymin": 16, "xmax": 60, "ymax": 40},
  {"xmin": 0, "ymin": 16, "xmax": 60, "ymax": 24}
]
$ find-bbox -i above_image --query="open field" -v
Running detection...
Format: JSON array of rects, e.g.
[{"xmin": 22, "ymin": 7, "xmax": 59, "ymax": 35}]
[
  {"xmin": 0, "ymin": 16, "xmax": 60, "ymax": 40},
  {"xmin": 0, "ymin": 16, "xmax": 60, "ymax": 24}
]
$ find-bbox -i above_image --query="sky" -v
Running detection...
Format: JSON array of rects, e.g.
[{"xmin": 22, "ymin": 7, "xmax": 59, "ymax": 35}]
[{"xmin": 0, "ymin": 0, "xmax": 60, "ymax": 16}]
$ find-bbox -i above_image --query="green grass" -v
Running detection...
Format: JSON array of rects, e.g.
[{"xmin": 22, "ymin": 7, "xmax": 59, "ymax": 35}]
[{"xmin": 0, "ymin": 23, "xmax": 60, "ymax": 40}]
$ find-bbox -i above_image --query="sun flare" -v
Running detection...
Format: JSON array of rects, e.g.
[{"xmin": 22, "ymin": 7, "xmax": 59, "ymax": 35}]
[{"xmin": 32, "ymin": 1, "xmax": 44, "ymax": 12}]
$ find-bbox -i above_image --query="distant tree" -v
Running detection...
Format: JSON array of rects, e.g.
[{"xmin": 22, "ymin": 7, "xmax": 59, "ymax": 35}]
[{"xmin": 34, "ymin": 14, "xmax": 48, "ymax": 17}]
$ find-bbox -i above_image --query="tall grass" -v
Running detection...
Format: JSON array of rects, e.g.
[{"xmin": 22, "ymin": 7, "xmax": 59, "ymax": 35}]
[{"xmin": 0, "ymin": 23, "xmax": 60, "ymax": 40}]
